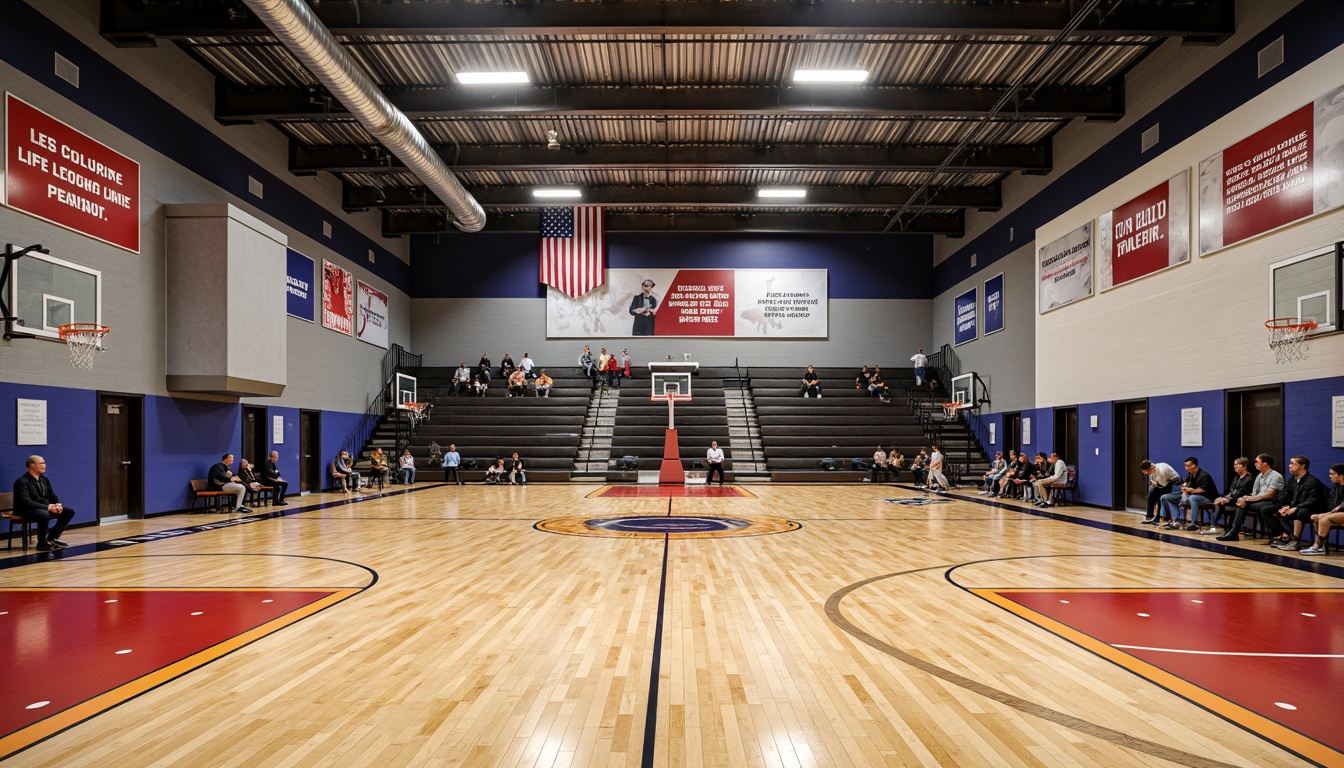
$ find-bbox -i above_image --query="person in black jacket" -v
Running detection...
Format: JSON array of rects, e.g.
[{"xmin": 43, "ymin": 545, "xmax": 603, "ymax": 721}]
[
  {"xmin": 209, "ymin": 453, "xmax": 251, "ymax": 512},
  {"xmin": 13, "ymin": 455, "xmax": 76, "ymax": 551},
  {"xmin": 1202, "ymin": 456, "xmax": 1255, "ymax": 535},
  {"xmin": 1300, "ymin": 464, "xmax": 1344, "ymax": 555},
  {"xmin": 260, "ymin": 451, "xmax": 289, "ymax": 505},
  {"xmin": 1160, "ymin": 457, "xmax": 1218, "ymax": 530},
  {"xmin": 1266, "ymin": 455, "xmax": 1327, "ymax": 550}
]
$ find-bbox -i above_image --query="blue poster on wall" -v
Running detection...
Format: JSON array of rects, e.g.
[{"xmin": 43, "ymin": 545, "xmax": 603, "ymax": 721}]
[
  {"xmin": 287, "ymin": 248, "xmax": 315, "ymax": 322},
  {"xmin": 953, "ymin": 287, "xmax": 977, "ymax": 346},
  {"xmin": 984, "ymin": 272, "xmax": 1004, "ymax": 335}
]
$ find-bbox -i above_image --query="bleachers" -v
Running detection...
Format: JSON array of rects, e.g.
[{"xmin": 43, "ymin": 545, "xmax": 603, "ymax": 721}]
[
  {"xmin": 749, "ymin": 366, "xmax": 988, "ymax": 483},
  {"xmin": 401, "ymin": 366, "xmax": 590, "ymax": 482},
  {"xmin": 606, "ymin": 367, "xmax": 736, "ymax": 481}
]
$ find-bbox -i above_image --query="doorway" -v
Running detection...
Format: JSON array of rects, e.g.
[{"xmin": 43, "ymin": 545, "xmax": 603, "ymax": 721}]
[
  {"xmin": 242, "ymin": 405, "xmax": 268, "ymax": 467},
  {"xmin": 1053, "ymin": 406, "xmax": 1079, "ymax": 464},
  {"xmin": 300, "ymin": 409, "xmax": 321, "ymax": 493},
  {"xmin": 1226, "ymin": 386, "xmax": 1284, "ymax": 468},
  {"xmin": 1112, "ymin": 400, "xmax": 1148, "ymax": 511},
  {"xmin": 97, "ymin": 393, "xmax": 144, "ymax": 521},
  {"xmin": 1002, "ymin": 413, "xmax": 1021, "ymax": 454}
]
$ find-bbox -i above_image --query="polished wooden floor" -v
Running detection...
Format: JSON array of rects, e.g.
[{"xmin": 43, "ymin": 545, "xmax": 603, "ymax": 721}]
[{"xmin": 2, "ymin": 483, "xmax": 1340, "ymax": 767}]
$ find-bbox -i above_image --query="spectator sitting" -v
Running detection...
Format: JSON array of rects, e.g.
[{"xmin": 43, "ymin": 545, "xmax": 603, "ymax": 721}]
[
  {"xmin": 398, "ymin": 449, "xmax": 416, "ymax": 485},
  {"xmin": 237, "ymin": 458, "xmax": 265, "ymax": 506},
  {"xmin": 909, "ymin": 449, "xmax": 928, "ymax": 487},
  {"xmin": 1158, "ymin": 456, "xmax": 1216, "ymax": 529},
  {"xmin": 508, "ymin": 368, "xmax": 528, "ymax": 397},
  {"xmin": 869, "ymin": 445, "xmax": 886, "ymax": 483},
  {"xmin": 869, "ymin": 367, "xmax": 890, "ymax": 400},
  {"xmin": 800, "ymin": 365, "xmax": 821, "ymax": 398},
  {"xmin": 888, "ymin": 449, "xmax": 904, "ymax": 481},
  {"xmin": 1001, "ymin": 453, "xmax": 1035, "ymax": 498},
  {"xmin": 369, "ymin": 447, "xmax": 390, "ymax": 490},
  {"xmin": 981, "ymin": 451, "xmax": 1008, "ymax": 495},
  {"xmin": 1201, "ymin": 456, "xmax": 1254, "ymax": 535},
  {"xmin": 519, "ymin": 353, "xmax": 535, "ymax": 379},
  {"xmin": 1215, "ymin": 454, "xmax": 1282, "ymax": 542},
  {"xmin": 452, "ymin": 362, "xmax": 472, "ymax": 396},
  {"xmin": 477, "ymin": 353, "xmax": 492, "ymax": 383},
  {"xmin": 500, "ymin": 353, "xmax": 516, "ymax": 380},
  {"xmin": 209, "ymin": 452, "xmax": 251, "ymax": 512},
  {"xmin": 855, "ymin": 365, "xmax": 871, "ymax": 391},
  {"xmin": 535, "ymin": 370, "xmax": 554, "ymax": 398},
  {"xmin": 470, "ymin": 375, "xmax": 488, "ymax": 397},
  {"xmin": 509, "ymin": 452, "xmax": 527, "ymax": 485},
  {"xmin": 484, "ymin": 458, "xmax": 506, "ymax": 484},
  {"xmin": 1300, "ymin": 463, "xmax": 1344, "ymax": 555},
  {"xmin": 333, "ymin": 449, "xmax": 362, "ymax": 494},
  {"xmin": 260, "ymin": 450, "xmax": 289, "ymax": 505},
  {"xmin": 1267, "ymin": 455, "xmax": 1327, "ymax": 550},
  {"xmin": 13, "ymin": 454, "xmax": 77, "ymax": 550},
  {"xmin": 597, "ymin": 348, "xmax": 611, "ymax": 382},
  {"xmin": 579, "ymin": 345, "xmax": 596, "ymax": 382},
  {"xmin": 1033, "ymin": 452, "xmax": 1068, "ymax": 507}
]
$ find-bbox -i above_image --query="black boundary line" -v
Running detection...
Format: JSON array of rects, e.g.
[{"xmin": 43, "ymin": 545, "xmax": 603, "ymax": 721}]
[
  {"xmin": 640, "ymin": 531, "xmax": 671, "ymax": 768},
  {"xmin": 825, "ymin": 559, "xmax": 1242, "ymax": 768},
  {"xmin": 943, "ymin": 554, "xmax": 1338, "ymax": 768},
  {"xmin": 0, "ymin": 485, "xmax": 445, "ymax": 572},
  {"xmin": 0, "ymin": 552, "xmax": 379, "ymax": 760},
  {"xmin": 906, "ymin": 485, "xmax": 1344, "ymax": 581}
]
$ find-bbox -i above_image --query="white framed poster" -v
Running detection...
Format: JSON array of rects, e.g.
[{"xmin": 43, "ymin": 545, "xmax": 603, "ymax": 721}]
[
  {"xmin": 1181, "ymin": 407, "xmax": 1203, "ymax": 447},
  {"xmin": 16, "ymin": 398, "xmax": 47, "ymax": 445}
]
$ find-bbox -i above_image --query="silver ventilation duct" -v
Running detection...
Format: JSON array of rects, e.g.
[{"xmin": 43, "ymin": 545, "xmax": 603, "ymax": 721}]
[{"xmin": 241, "ymin": 0, "xmax": 486, "ymax": 232}]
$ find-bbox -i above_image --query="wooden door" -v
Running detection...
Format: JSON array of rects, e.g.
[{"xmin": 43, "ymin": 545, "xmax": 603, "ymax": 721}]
[
  {"xmin": 300, "ymin": 410, "xmax": 321, "ymax": 493},
  {"xmin": 1226, "ymin": 387, "xmax": 1283, "ymax": 467},
  {"xmin": 1053, "ymin": 407, "xmax": 1079, "ymax": 463},
  {"xmin": 97, "ymin": 393, "xmax": 143, "ymax": 520},
  {"xmin": 1113, "ymin": 401, "xmax": 1148, "ymax": 510},
  {"xmin": 1002, "ymin": 413, "xmax": 1021, "ymax": 453},
  {"xmin": 242, "ymin": 406, "xmax": 267, "ymax": 465}
]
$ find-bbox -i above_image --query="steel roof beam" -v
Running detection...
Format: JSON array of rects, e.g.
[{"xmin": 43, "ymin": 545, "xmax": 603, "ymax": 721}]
[{"xmin": 383, "ymin": 210, "xmax": 964, "ymax": 236}]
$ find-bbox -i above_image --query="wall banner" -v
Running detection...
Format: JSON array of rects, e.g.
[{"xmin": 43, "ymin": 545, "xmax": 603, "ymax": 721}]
[
  {"xmin": 983, "ymin": 272, "xmax": 1005, "ymax": 335},
  {"xmin": 321, "ymin": 259, "xmax": 353, "ymax": 335},
  {"xmin": 1038, "ymin": 222, "xmax": 1093, "ymax": 313},
  {"xmin": 3, "ymin": 93, "xmax": 141, "ymax": 252},
  {"xmin": 953, "ymin": 287, "xmax": 977, "ymax": 346},
  {"xmin": 356, "ymin": 280, "xmax": 389, "ymax": 349},
  {"xmin": 546, "ymin": 268, "xmax": 827, "ymax": 338},
  {"xmin": 1199, "ymin": 83, "xmax": 1344, "ymax": 255},
  {"xmin": 1097, "ymin": 168, "xmax": 1191, "ymax": 291},
  {"xmin": 286, "ymin": 248, "xmax": 315, "ymax": 322}
]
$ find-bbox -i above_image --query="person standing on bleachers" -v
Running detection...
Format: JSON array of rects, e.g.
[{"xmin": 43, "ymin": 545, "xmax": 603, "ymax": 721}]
[
  {"xmin": 620, "ymin": 349, "xmax": 632, "ymax": 380},
  {"xmin": 910, "ymin": 347, "xmax": 928, "ymax": 387},
  {"xmin": 605, "ymin": 353, "xmax": 621, "ymax": 389},
  {"xmin": 800, "ymin": 365, "xmax": 821, "ymax": 398}
]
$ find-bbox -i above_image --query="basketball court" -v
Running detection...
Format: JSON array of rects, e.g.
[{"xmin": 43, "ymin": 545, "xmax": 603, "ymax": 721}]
[{"xmin": 3, "ymin": 482, "xmax": 1339, "ymax": 766}]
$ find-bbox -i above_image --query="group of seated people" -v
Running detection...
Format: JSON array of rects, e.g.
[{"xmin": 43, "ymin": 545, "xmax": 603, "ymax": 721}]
[
  {"xmin": 451, "ymin": 354, "xmax": 555, "ymax": 398},
  {"xmin": 579, "ymin": 346, "xmax": 632, "ymax": 389},
  {"xmin": 797, "ymin": 365, "xmax": 897, "ymax": 400},
  {"xmin": 1140, "ymin": 454, "xmax": 1344, "ymax": 555},
  {"xmin": 863, "ymin": 445, "xmax": 952, "ymax": 493},
  {"xmin": 437, "ymin": 445, "xmax": 526, "ymax": 485},
  {"xmin": 979, "ymin": 449, "xmax": 1070, "ymax": 507},
  {"xmin": 208, "ymin": 451, "xmax": 290, "ymax": 511}
]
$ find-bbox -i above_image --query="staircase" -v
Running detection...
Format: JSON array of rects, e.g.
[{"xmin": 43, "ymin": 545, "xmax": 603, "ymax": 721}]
[{"xmin": 574, "ymin": 384, "xmax": 618, "ymax": 480}]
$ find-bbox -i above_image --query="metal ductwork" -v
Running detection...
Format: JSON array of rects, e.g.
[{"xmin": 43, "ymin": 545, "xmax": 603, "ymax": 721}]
[{"xmin": 241, "ymin": 0, "xmax": 486, "ymax": 232}]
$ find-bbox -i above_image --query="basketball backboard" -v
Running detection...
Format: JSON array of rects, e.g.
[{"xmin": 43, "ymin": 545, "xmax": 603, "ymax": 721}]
[
  {"xmin": 649, "ymin": 361, "xmax": 697, "ymax": 401},
  {"xmin": 950, "ymin": 372, "xmax": 985, "ymax": 410},
  {"xmin": 4, "ymin": 248, "xmax": 102, "ymax": 342},
  {"xmin": 394, "ymin": 372, "xmax": 418, "ymax": 407},
  {"xmin": 1269, "ymin": 243, "xmax": 1339, "ymax": 333}
]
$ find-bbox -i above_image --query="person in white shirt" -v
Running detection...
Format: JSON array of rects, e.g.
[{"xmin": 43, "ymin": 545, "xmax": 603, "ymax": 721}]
[
  {"xmin": 870, "ymin": 446, "xmax": 887, "ymax": 484},
  {"xmin": 453, "ymin": 363, "xmax": 472, "ymax": 396},
  {"xmin": 1139, "ymin": 459, "xmax": 1181, "ymax": 524},
  {"xmin": 981, "ymin": 451, "xmax": 1007, "ymax": 494},
  {"xmin": 927, "ymin": 445, "xmax": 949, "ymax": 492},
  {"xmin": 519, "ymin": 353, "xmax": 535, "ymax": 379},
  {"xmin": 705, "ymin": 441, "xmax": 725, "ymax": 485},
  {"xmin": 1033, "ymin": 452, "xmax": 1068, "ymax": 507},
  {"xmin": 910, "ymin": 347, "xmax": 928, "ymax": 387},
  {"xmin": 398, "ymin": 449, "xmax": 416, "ymax": 485}
]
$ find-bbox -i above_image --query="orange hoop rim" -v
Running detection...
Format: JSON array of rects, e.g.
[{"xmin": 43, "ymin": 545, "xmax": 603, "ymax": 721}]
[
  {"xmin": 650, "ymin": 393, "xmax": 693, "ymax": 402},
  {"xmin": 1264, "ymin": 317, "xmax": 1317, "ymax": 332},
  {"xmin": 58, "ymin": 322, "xmax": 110, "ymax": 340},
  {"xmin": 940, "ymin": 401, "xmax": 966, "ymax": 410}
]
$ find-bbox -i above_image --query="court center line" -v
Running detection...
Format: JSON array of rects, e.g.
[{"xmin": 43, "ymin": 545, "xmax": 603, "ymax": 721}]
[
  {"xmin": 641, "ymin": 532, "xmax": 670, "ymax": 768},
  {"xmin": 1113, "ymin": 644, "xmax": 1344, "ymax": 658}
]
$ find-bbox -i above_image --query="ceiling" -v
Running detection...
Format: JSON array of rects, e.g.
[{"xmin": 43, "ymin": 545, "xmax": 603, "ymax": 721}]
[{"xmin": 100, "ymin": 0, "xmax": 1234, "ymax": 238}]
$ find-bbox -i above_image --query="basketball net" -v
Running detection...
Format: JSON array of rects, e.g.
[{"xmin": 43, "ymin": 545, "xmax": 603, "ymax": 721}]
[
  {"xmin": 1265, "ymin": 318, "xmax": 1315, "ymax": 364},
  {"xmin": 59, "ymin": 323, "xmax": 110, "ymax": 370},
  {"xmin": 941, "ymin": 402, "xmax": 964, "ymax": 420}
]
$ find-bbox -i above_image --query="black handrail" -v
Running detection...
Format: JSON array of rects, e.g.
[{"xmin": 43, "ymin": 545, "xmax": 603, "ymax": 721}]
[
  {"xmin": 344, "ymin": 343, "xmax": 423, "ymax": 463},
  {"xmin": 731, "ymin": 357, "xmax": 760, "ymax": 471}
]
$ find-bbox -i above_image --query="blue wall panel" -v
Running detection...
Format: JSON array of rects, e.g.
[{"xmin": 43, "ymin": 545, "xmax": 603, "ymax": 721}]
[
  {"xmin": 1285, "ymin": 377, "xmax": 1344, "ymax": 476},
  {"xmin": 1, "ymin": 383, "xmax": 97, "ymax": 526},
  {"xmin": 144, "ymin": 396, "xmax": 241, "ymax": 512},
  {"xmin": 266, "ymin": 406, "xmax": 302, "ymax": 487},
  {"xmin": 411, "ymin": 231, "xmax": 934, "ymax": 300},
  {"xmin": 1078, "ymin": 401, "xmax": 1113, "ymax": 508},
  {"xmin": 1148, "ymin": 391, "xmax": 1225, "ymax": 490}
]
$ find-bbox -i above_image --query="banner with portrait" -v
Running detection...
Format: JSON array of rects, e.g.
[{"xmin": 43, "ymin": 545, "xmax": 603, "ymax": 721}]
[
  {"xmin": 321, "ymin": 259, "xmax": 354, "ymax": 335},
  {"xmin": 1038, "ymin": 222, "xmax": 1093, "ymax": 313},
  {"xmin": 1198, "ymin": 82, "xmax": 1344, "ymax": 255},
  {"xmin": 356, "ymin": 280, "xmax": 389, "ymax": 348},
  {"xmin": 545, "ymin": 268, "xmax": 827, "ymax": 338},
  {"xmin": 1097, "ymin": 168, "xmax": 1191, "ymax": 291}
]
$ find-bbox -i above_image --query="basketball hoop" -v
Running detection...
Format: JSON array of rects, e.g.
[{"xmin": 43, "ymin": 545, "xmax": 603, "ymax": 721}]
[
  {"xmin": 941, "ymin": 402, "xmax": 965, "ymax": 420},
  {"xmin": 1265, "ymin": 318, "xmax": 1316, "ymax": 364},
  {"xmin": 58, "ymin": 323, "xmax": 109, "ymax": 370}
]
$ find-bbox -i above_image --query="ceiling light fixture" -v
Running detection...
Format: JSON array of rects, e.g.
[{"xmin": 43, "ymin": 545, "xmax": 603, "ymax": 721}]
[
  {"xmin": 532, "ymin": 188, "xmax": 583, "ymax": 199},
  {"xmin": 757, "ymin": 187, "xmax": 808, "ymax": 199},
  {"xmin": 456, "ymin": 71, "xmax": 529, "ymax": 85},
  {"xmin": 792, "ymin": 69, "xmax": 868, "ymax": 83}
]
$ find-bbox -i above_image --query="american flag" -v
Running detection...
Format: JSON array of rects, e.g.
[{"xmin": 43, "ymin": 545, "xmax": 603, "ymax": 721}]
[{"xmin": 539, "ymin": 206, "xmax": 605, "ymax": 298}]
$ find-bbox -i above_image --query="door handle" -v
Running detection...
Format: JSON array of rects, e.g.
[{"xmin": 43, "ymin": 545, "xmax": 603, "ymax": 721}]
[{"xmin": 121, "ymin": 461, "xmax": 132, "ymax": 465}]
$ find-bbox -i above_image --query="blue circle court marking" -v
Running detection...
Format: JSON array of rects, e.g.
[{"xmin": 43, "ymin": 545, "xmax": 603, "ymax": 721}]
[
  {"xmin": 589, "ymin": 516, "xmax": 752, "ymax": 534},
  {"xmin": 535, "ymin": 514, "xmax": 800, "ymax": 538}
]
